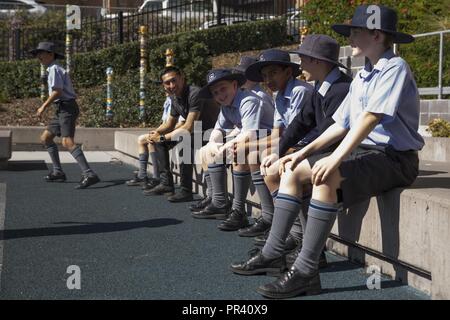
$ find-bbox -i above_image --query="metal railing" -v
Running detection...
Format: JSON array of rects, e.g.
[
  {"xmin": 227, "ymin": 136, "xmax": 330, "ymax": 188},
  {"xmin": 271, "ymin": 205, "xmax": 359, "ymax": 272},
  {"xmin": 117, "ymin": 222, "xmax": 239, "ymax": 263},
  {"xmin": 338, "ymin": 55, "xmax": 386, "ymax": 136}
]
[
  {"xmin": 0, "ymin": 0, "xmax": 299, "ymax": 61},
  {"xmin": 413, "ymin": 30, "xmax": 450, "ymax": 99}
]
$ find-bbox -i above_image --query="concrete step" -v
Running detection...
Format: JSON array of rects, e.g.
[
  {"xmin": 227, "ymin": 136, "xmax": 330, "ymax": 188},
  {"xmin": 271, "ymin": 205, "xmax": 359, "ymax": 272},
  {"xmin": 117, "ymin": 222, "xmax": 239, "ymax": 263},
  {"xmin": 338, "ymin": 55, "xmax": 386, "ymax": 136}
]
[
  {"xmin": 0, "ymin": 130, "xmax": 12, "ymax": 169},
  {"xmin": 0, "ymin": 126, "xmax": 143, "ymax": 151},
  {"xmin": 114, "ymin": 130, "xmax": 450, "ymax": 299}
]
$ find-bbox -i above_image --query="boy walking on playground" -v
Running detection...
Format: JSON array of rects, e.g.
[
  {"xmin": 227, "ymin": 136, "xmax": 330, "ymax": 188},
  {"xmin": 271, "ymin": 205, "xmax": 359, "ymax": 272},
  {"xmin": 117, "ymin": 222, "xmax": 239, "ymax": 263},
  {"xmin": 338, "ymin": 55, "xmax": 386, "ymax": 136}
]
[{"xmin": 31, "ymin": 42, "xmax": 100, "ymax": 189}]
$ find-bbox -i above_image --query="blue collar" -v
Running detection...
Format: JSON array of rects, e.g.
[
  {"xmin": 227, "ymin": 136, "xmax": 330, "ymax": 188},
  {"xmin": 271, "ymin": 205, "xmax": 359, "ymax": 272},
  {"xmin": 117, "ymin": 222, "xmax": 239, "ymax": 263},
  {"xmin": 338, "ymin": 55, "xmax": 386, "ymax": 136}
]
[
  {"xmin": 252, "ymin": 83, "xmax": 263, "ymax": 93},
  {"xmin": 280, "ymin": 77, "xmax": 297, "ymax": 100},
  {"xmin": 230, "ymin": 89, "xmax": 246, "ymax": 109},
  {"xmin": 316, "ymin": 67, "xmax": 341, "ymax": 97},
  {"xmin": 46, "ymin": 61, "xmax": 57, "ymax": 72},
  {"xmin": 360, "ymin": 49, "xmax": 396, "ymax": 80}
]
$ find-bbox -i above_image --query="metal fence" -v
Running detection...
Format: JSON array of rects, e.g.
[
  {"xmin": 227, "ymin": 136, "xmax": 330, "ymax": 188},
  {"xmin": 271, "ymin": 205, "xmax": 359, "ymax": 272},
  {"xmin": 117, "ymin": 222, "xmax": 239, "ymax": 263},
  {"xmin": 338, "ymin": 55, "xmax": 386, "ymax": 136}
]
[
  {"xmin": 412, "ymin": 30, "xmax": 450, "ymax": 99},
  {"xmin": 0, "ymin": 0, "xmax": 300, "ymax": 61}
]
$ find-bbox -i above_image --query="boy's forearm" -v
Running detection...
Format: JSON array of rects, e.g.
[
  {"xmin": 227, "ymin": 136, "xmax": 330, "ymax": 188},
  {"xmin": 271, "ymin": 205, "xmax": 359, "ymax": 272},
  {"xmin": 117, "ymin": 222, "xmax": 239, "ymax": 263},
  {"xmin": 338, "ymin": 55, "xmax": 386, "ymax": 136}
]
[
  {"xmin": 302, "ymin": 123, "xmax": 348, "ymax": 157},
  {"xmin": 331, "ymin": 112, "xmax": 382, "ymax": 161},
  {"xmin": 41, "ymin": 90, "xmax": 60, "ymax": 109}
]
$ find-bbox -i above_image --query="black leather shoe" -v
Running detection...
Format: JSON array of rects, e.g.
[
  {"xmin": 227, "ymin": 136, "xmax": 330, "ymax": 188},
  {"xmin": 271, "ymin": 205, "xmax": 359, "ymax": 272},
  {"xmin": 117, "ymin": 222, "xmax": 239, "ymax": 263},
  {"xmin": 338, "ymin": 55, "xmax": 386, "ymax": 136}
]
[
  {"xmin": 286, "ymin": 250, "xmax": 328, "ymax": 269},
  {"xmin": 284, "ymin": 235, "xmax": 302, "ymax": 252},
  {"xmin": 143, "ymin": 183, "xmax": 174, "ymax": 196},
  {"xmin": 256, "ymin": 266, "xmax": 321, "ymax": 299},
  {"xmin": 44, "ymin": 171, "xmax": 66, "ymax": 182},
  {"xmin": 189, "ymin": 196, "xmax": 212, "ymax": 212},
  {"xmin": 217, "ymin": 209, "xmax": 249, "ymax": 231},
  {"xmin": 254, "ymin": 229, "xmax": 270, "ymax": 247},
  {"xmin": 167, "ymin": 189, "xmax": 193, "ymax": 202},
  {"xmin": 75, "ymin": 175, "xmax": 100, "ymax": 189},
  {"xmin": 191, "ymin": 203, "xmax": 230, "ymax": 220},
  {"xmin": 230, "ymin": 251, "xmax": 287, "ymax": 276},
  {"xmin": 141, "ymin": 177, "xmax": 160, "ymax": 190},
  {"xmin": 238, "ymin": 217, "xmax": 271, "ymax": 237},
  {"xmin": 126, "ymin": 176, "xmax": 147, "ymax": 186}
]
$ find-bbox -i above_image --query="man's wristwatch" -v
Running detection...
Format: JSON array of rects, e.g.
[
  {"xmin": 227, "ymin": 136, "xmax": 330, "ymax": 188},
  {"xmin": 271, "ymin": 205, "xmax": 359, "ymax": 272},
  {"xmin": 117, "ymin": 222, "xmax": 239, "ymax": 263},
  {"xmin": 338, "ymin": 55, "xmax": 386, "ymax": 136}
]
[{"xmin": 159, "ymin": 134, "xmax": 166, "ymax": 143}]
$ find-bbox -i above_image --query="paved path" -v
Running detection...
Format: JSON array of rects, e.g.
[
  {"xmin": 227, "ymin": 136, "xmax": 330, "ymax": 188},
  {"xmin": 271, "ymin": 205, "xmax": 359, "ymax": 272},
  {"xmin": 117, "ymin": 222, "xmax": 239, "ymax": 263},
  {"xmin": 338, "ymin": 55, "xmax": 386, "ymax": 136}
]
[{"xmin": 0, "ymin": 152, "xmax": 429, "ymax": 300}]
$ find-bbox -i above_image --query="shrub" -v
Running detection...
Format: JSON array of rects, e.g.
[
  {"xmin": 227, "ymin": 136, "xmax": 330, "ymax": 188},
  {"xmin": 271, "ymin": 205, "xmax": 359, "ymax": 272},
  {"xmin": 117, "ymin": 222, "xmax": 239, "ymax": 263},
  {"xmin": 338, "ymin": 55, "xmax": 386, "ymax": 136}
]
[
  {"xmin": 0, "ymin": 18, "xmax": 287, "ymax": 101},
  {"xmin": 427, "ymin": 118, "xmax": 450, "ymax": 138},
  {"xmin": 302, "ymin": 0, "xmax": 449, "ymax": 89},
  {"xmin": 78, "ymin": 71, "xmax": 166, "ymax": 128}
]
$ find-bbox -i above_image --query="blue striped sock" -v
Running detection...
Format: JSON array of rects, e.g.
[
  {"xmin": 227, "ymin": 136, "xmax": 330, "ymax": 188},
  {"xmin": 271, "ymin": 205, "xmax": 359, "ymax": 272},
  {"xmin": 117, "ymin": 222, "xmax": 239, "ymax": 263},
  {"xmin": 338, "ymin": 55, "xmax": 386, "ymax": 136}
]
[
  {"xmin": 262, "ymin": 193, "xmax": 302, "ymax": 258},
  {"xmin": 251, "ymin": 170, "xmax": 274, "ymax": 224},
  {"xmin": 294, "ymin": 199, "xmax": 340, "ymax": 276}
]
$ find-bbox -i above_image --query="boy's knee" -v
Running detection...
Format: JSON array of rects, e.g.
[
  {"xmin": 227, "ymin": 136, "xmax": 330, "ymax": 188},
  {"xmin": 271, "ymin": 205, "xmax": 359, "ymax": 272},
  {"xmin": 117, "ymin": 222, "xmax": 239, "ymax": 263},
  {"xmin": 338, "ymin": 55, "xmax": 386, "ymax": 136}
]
[
  {"xmin": 138, "ymin": 134, "xmax": 148, "ymax": 145},
  {"xmin": 264, "ymin": 170, "xmax": 279, "ymax": 185},
  {"xmin": 41, "ymin": 131, "xmax": 53, "ymax": 145},
  {"xmin": 62, "ymin": 137, "xmax": 75, "ymax": 149}
]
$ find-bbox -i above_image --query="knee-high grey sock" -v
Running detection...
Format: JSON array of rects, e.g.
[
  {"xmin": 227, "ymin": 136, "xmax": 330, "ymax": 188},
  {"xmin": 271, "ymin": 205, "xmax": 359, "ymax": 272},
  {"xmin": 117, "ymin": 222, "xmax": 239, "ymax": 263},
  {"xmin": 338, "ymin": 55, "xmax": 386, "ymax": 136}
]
[
  {"xmin": 138, "ymin": 151, "xmax": 149, "ymax": 179},
  {"xmin": 262, "ymin": 189, "xmax": 278, "ymax": 224},
  {"xmin": 294, "ymin": 199, "xmax": 339, "ymax": 276},
  {"xmin": 251, "ymin": 170, "xmax": 274, "ymax": 224},
  {"xmin": 208, "ymin": 164, "xmax": 228, "ymax": 208},
  {"xmin": 204, "ymin": 172, "xmax": 212, "ymax": 197},
  {"xmin": 289, "ymin": 192, "xmax": 311, "ymax": 242},
  {"xmin": 232, "ymin": 170, "xmax": 251, "ymax": 212},
  {"xmin": 149, "ymin": 151, "xmax": 159, "ymax": 179},
  {"xmin": 46, "ymin": 143, "xmax": 62, "ymax": 174},
  {"xmin": 70, "ymin": 145, "xmax": 94, "ymax": 176},
  {"xmin": 262, "ymin": 193, "xmax": 302, "ymax": 258}
]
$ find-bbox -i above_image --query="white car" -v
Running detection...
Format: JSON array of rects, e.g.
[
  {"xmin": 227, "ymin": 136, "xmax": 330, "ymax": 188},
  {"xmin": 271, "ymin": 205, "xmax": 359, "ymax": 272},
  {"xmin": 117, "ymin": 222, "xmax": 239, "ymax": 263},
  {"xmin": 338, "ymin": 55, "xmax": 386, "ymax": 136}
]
[
  {"xmin": 0, "ymin": 0, "xmax": 46, "ymax": 16},
  {"xmin": 101, "ymin": 0, "xmax": 167, "ymax": 19},
  {"xmin": 198, "ymin": 17, "xmax": 250, "ymax": 30},
  {"xmin": 286, "ymin": 8, "xmax": 307, "ymax": 40}
]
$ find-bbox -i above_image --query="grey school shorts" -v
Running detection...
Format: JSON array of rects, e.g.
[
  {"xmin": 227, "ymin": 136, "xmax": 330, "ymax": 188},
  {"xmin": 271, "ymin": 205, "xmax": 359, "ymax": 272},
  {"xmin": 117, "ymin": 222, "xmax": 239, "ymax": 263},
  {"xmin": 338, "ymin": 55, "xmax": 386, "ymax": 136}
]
[
  {"xmin": 307, "ymin": 145, "xmax": 419, "ymax": 209},
  {"xmin": 47, "ymin": 99, "xmax": 80, "ymax": 138}
]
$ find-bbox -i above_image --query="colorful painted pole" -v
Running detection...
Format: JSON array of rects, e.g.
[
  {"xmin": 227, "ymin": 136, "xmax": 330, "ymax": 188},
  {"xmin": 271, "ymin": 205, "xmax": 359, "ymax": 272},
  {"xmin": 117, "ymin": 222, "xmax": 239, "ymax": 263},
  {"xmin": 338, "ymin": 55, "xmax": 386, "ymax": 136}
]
[
  {"xmin": 65, "ymin": 32, "xmax": 72, "ymax": 74},
  {"xmin": 106, "ymin": 67, "xmax": 113, "ymax": 118},
  {"xmin": 165, "ymin": 48, "xmax": 174, "ymax": 67},
  {"xmin": 299, "ymin": 26, "xmax": 309, "ymax": 81},
  {"xmin": 66, "ymin": 5, "xmax": 81, "ymax": 75},
  {"xmin": 40, "ymin": 63, "xmax": 47, "ymax": 102},
  {"xmin": 300, "ymin": 26, "xmax": 309, "ymax": 44},
  {"xmin": 138, "ymin": 25, "xmax": 148, "ymax": 122}
]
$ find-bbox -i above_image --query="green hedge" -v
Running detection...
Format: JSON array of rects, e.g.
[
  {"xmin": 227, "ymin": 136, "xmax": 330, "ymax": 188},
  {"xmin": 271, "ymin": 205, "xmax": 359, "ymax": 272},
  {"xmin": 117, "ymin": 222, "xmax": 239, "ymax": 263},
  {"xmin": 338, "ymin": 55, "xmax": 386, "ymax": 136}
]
[
  {"xmin": 78, "ymin": 71, "xmax": 167, "ymax": 128},
  {"xmin": 0, "ymin": 18, "xmax": 287, "ymax": 127},
  {"xmin": 302, "ymin": 0, "xmax": 449, "ymax": 89},
  {"xmin": 0, "ymin": 18, "xmax": 287, "ymax": 100}
]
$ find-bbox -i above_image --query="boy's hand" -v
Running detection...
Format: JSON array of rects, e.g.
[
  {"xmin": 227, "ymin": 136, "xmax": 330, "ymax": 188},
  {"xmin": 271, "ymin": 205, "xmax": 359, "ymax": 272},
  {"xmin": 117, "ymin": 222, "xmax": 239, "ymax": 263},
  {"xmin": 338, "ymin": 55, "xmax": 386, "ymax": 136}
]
[
  {"xmin": 36, "ymin": 106, "xmax": 46, "ymax": 118},
  {"xmin": 311, "ymin": 155, "xmax": 341, "ymax": 185},
  {"xmin": 260, "ymin": 153, "xmax": 278, "ymax": 176}
]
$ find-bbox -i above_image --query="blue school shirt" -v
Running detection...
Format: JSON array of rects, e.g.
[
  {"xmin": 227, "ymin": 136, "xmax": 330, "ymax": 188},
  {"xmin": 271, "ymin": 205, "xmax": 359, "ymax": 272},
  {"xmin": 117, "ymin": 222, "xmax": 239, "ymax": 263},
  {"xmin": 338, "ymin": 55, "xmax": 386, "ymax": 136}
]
[
  {"xmin": 333, "ymin": 49, "xmax": 424, "ymax": 151},
  {"xmin": 214, "ymin": 89, "xmax": 272, "ymax": 132},
  {"xmin": 274, "ymin": 78, "xmax": 313, "ymax": 129},
  {"xmin": 46, "ymin": 62, "xmax": 77, "ymax": 102},
  {"xmin": 252, "ymin": 84, "xmax": 275, "ymax": 130}
]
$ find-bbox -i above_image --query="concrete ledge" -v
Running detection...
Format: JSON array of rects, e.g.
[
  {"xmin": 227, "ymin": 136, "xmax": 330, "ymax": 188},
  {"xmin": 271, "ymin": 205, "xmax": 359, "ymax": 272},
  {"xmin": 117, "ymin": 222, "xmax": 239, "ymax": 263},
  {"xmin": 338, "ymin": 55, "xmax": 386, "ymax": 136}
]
[
  {"xmin": 0, "ymin": 126, "xmax": 144, "ymax": 151},
  {"xmin": 0, "ymin": 130, "xmax": 12, "ymax": 169},
  {"xmin": 114, "ymin": 131, "xmax": 449, "ymax": 299},
  {"xmin": 421, "ymin": 137, "xmax": 450, "ymax": 162}
]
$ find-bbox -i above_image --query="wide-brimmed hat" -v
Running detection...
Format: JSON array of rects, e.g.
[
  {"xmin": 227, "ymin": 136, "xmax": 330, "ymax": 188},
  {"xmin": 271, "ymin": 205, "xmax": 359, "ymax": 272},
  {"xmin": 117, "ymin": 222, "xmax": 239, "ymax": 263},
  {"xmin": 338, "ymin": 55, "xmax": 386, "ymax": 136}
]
[
  {"xmin": 290, "ymin": 34, "xmax": 348, "ymax": 69},
  {"xmin": 232, "ymin": 56, "xmax": 258, "ymax": 74},
  {"xmin": 332, "ymin": 5, "xmax": 414, "ymax": 44},
  {"xmin": 29, "ymin": 41, "xmax": 65, "ymax": 59},
  {"xmin": 199, "ymin": 69, "xmax": 246, "ymax": 99},
  {"xmin": 245, "ymin": 49, "xmax": 301, "ymax": 82}
]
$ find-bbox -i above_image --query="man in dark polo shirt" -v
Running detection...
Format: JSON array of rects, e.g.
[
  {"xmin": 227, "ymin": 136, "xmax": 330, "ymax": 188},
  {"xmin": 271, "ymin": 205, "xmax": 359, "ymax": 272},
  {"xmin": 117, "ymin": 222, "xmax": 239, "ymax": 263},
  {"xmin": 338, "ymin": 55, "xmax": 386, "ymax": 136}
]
[{"xmin": 145, "ymin": 66, "xmax": 219, "ymax": 202}]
